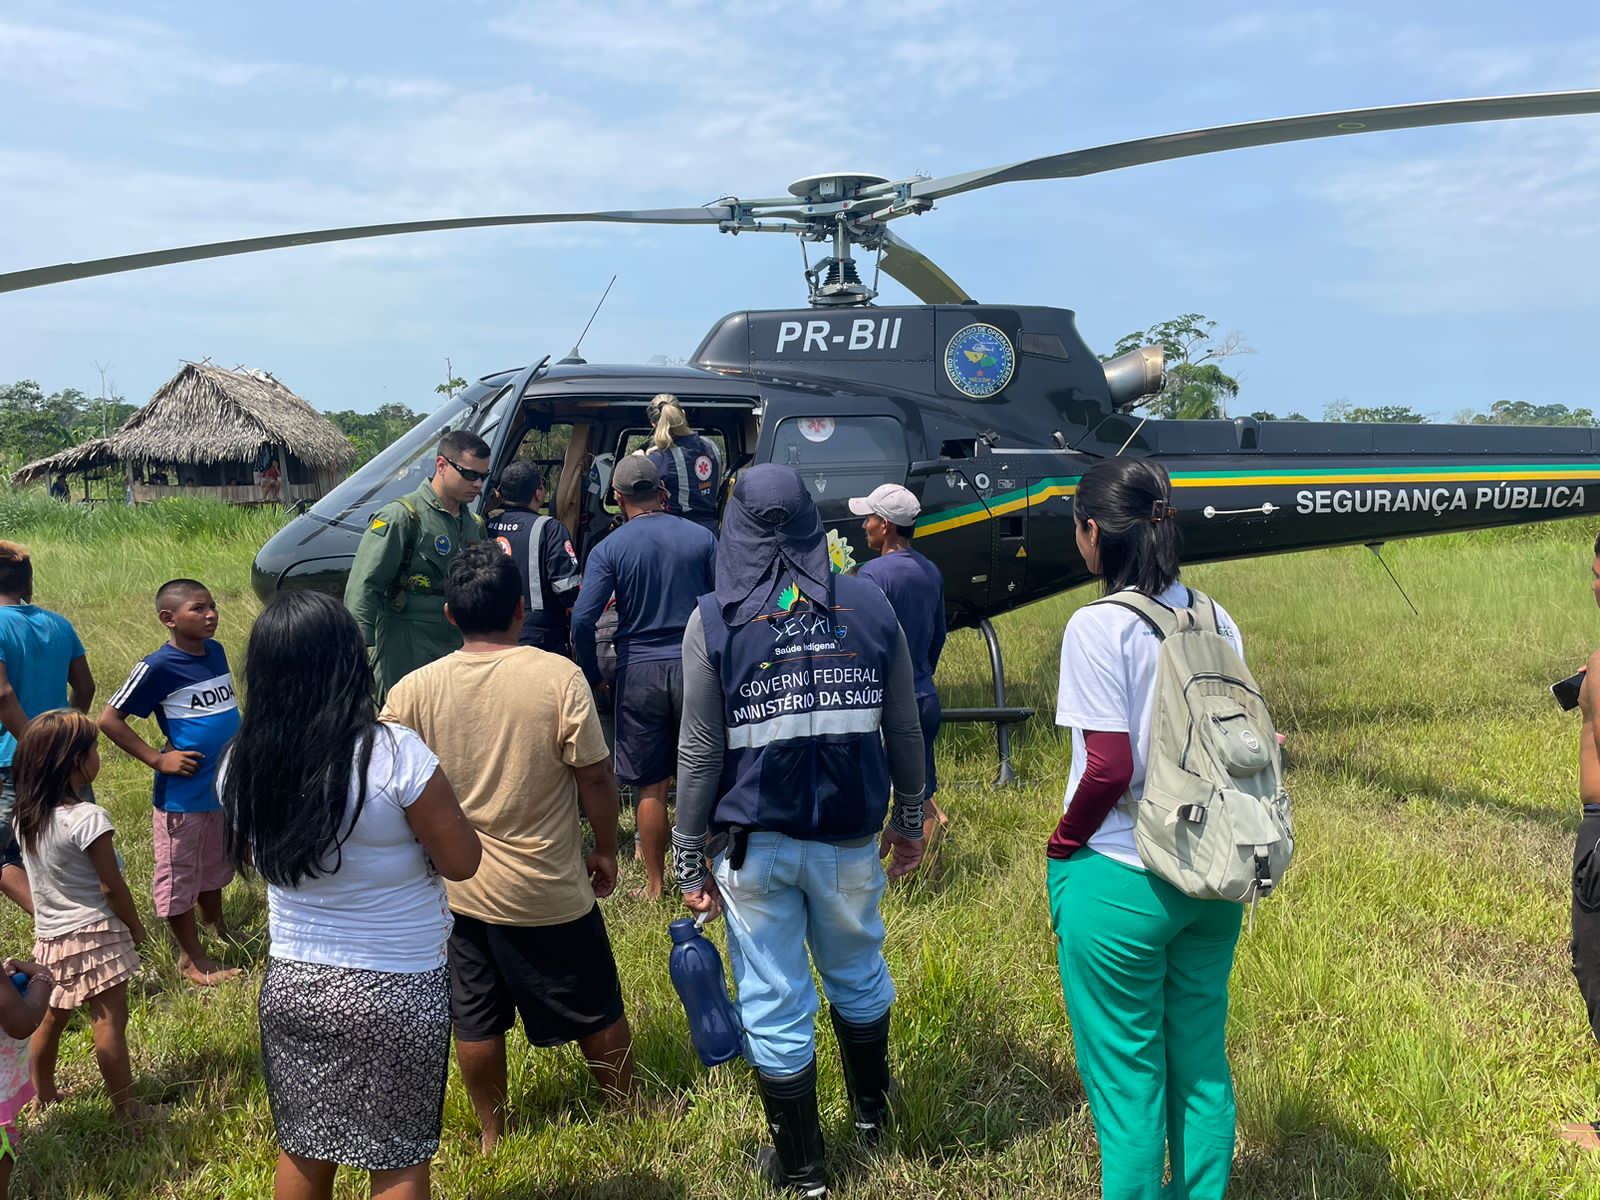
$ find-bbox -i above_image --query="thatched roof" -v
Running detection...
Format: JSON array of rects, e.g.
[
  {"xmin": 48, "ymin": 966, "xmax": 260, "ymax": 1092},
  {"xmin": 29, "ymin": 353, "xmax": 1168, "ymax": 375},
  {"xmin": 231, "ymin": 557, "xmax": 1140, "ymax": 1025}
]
[
  {"xmin": 9, "ymin": 362, "xmax": 353, "ymax": 487},
  {"xmin": 113, "ymin": 362, "xmax": 353, "ymax": 469},
  {"xmin": 10, "ymin": 439, "xmax": 117, "ymax": 485}
]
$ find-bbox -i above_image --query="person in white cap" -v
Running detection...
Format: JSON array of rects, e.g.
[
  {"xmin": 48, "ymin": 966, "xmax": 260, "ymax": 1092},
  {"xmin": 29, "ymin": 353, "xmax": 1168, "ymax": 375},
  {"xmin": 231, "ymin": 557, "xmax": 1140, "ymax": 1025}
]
[{"xmin": 848, "ymin": 484, "xmax": 949, "ymax": 838}]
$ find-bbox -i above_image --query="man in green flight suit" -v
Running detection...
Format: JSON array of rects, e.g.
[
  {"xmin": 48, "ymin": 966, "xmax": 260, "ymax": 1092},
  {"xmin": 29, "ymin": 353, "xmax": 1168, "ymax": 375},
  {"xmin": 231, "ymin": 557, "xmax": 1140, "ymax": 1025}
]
[{"xmin": 345, "ymin": 429, "xmax": 491, "ymax": 701}]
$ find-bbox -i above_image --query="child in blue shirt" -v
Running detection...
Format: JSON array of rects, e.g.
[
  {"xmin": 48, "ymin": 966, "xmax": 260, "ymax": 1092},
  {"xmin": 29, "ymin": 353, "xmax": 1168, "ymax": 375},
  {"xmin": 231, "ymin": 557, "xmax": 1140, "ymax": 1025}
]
[{"xmin": 99, "ymin": 579, "xmax": 241, "ymax": 987}]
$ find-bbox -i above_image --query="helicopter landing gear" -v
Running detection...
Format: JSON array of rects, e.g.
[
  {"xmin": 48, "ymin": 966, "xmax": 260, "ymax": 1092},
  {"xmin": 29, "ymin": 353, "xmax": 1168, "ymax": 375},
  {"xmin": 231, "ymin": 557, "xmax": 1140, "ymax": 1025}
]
[{"xmin": 943, "ymin": 618, "xmax": 1034, "ymax": 788}]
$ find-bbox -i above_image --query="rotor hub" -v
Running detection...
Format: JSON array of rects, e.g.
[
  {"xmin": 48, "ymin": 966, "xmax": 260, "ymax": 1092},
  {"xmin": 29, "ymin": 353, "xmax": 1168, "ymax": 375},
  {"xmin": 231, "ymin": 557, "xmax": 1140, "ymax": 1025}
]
[{"xmin": 786, "ymin": 172, "xmax": 890, "ymax": 204}]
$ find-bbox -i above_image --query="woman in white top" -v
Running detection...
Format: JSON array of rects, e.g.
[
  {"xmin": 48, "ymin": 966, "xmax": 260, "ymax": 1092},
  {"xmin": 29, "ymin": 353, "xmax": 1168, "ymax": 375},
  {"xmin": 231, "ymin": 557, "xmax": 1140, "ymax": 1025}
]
[
  {"xmin": 1046, "ymin": 458, "xmax": 1246, "ymax": 1200},
  {"xmin": 221, "ymin": 590, "xmax": 480, "ymax": 1200}
]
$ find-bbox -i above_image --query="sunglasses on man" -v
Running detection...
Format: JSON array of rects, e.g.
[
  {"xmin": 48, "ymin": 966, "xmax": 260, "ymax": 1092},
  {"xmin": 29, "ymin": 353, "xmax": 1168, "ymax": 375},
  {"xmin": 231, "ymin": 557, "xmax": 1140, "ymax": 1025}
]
[{"xmin": 441, "ymin": 455, "xmax": 489, "ymax": 483}]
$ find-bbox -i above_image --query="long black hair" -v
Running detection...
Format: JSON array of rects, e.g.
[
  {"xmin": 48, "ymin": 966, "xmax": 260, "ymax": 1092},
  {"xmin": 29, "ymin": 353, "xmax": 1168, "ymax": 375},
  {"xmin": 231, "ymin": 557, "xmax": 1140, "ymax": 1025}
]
[
  {"xmin": 1074, "ymin": 457, "xmax": 1183, "ymax": 597},
  {"xmin": 12, "ymin": 709, "xmax": 97, "ymax": 855},
  {"xmin": 220, "ymin": 589, "xmax": 379, "ymax": 888}
]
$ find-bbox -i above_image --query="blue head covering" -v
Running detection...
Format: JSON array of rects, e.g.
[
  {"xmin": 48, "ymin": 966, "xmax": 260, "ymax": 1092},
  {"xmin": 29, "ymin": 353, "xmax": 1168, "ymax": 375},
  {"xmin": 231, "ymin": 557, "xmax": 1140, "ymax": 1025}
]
[{"xmin": 714, "ymin": 464, "xmax": 834, "ymax": 627}]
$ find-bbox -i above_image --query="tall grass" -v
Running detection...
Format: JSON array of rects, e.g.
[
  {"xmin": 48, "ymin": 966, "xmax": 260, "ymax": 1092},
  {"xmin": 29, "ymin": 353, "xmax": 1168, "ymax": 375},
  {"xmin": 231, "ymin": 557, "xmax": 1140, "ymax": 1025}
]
[{"xmin": 0, "ymin": 499, "xmax": 1596, "ymax": 1197}]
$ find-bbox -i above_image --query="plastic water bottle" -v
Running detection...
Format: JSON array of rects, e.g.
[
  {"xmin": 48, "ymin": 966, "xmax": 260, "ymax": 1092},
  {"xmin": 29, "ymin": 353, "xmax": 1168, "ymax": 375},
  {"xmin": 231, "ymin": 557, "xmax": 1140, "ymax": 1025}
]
[
  {"xmin": 668, "ymin": 917, "xmax": 743, "ymax": 1067},
  {"xmin": 8, "ymin": 973, "xmax": 24, "ymax": 995}
]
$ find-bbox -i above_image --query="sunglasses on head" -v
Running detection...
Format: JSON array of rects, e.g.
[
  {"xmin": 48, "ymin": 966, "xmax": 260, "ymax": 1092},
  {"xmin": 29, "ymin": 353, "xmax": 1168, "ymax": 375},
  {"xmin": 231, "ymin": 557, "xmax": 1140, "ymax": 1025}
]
[{"xmin": 441, "ymin": 456, "xmax": 488, "ymax": 483}]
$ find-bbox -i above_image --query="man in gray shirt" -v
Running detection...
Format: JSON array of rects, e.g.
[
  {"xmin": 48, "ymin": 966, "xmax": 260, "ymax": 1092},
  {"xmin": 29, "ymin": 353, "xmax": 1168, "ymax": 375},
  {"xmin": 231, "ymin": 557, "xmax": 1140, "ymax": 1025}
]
[{"xmin": 671, "ymin": 465, "xmax": 925, "ymax": 1199}]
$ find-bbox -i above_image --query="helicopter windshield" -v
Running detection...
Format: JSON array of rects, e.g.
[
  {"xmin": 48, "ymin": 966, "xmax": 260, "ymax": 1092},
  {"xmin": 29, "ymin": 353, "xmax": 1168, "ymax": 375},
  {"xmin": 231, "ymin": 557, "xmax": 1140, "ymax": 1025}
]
[{"xmin": 307, "ymin": 394, "xmax": 480, "ymax": 530}]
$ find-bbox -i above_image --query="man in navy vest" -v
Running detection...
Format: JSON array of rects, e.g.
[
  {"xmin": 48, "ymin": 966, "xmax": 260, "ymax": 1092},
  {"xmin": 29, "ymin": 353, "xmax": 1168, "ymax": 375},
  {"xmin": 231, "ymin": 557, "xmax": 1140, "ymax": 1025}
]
[
  {"xmin": 672, "ymin": 465, "xmax": 926, "ymax": 1197},
  {"xmin": 487, "ymin": 462, "xmax": 581, "ymax": 653}
]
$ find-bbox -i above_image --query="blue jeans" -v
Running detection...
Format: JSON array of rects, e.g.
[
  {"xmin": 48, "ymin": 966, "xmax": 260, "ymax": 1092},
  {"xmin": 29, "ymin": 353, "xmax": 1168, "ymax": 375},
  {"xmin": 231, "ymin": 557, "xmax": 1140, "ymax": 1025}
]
[{"xmin": 713, "ymin": 832, "xmax": 895, "ymax": 1074}]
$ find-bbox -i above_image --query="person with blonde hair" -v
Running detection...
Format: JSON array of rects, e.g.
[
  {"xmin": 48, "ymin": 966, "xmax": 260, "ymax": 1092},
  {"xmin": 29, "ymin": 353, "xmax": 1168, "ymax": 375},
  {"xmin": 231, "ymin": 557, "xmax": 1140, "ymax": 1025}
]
[{"xmin": 644, "ymin": 394, "xmax": 723, "ymax": 534}]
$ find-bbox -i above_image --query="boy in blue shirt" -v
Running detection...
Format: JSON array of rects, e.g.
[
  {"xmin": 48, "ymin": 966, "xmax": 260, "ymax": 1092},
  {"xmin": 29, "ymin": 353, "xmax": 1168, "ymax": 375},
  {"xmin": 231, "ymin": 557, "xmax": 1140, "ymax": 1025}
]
[
  {"xmin": 100, "ymin": 579, "xmax": 241, "ymax": 987},
  {"xmin": 0, "ymin": 541, "xmax": 95, "ymax": 916}
]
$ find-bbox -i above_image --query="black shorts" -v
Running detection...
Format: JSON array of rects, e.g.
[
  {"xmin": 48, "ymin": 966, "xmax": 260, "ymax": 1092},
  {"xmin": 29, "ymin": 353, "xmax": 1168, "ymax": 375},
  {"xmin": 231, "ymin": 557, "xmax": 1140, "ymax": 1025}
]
[
  {"xmin": 614, "ymin": 658, "xmax": 683, "ymax": 786},
  {"xmin": 448, "ymin": 906, "xmax": 626, "ymax": 1046}
]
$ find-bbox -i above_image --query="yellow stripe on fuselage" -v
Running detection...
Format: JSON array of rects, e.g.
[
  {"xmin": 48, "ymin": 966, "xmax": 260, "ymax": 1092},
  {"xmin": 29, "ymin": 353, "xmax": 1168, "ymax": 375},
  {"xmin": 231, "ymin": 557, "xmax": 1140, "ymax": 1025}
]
[{"xmin": 915, "ymin": 465, "xmax": 1600, "ymax": 537}]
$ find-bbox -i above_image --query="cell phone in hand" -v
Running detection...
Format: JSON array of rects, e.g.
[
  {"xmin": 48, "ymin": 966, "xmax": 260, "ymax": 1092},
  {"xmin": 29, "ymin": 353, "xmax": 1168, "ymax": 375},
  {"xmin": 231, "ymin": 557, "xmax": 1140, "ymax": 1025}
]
[{"xmin": 1553, "ymin": 670, "xmax": 1587, "ymax": 712}]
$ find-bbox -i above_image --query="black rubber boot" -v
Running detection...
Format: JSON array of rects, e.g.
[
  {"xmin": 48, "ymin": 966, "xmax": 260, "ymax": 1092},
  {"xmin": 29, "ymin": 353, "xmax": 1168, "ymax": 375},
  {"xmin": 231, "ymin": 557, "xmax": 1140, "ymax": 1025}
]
[
  {"xmin": 754, "ymin": 1060, "xmax": 828, "ymax": 1198},
  {"xmin": 829, "ymin": 1006, "xmax": 894, "ymax": 1142}
]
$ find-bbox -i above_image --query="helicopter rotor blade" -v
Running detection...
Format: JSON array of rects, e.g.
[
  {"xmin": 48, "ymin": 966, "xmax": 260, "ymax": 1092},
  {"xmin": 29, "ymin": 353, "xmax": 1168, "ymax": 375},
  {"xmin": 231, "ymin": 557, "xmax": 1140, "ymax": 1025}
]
[
  {"xmin": 911, "ymin": 90, "xmax": 1600, "ymax": 202},
  {"xmin": 875, "ymin": 229, "xmax": 973, "ymax": 305},
  {"xmin": 0, "ymin": 206, "xmax": 735, "ymax": 294}
]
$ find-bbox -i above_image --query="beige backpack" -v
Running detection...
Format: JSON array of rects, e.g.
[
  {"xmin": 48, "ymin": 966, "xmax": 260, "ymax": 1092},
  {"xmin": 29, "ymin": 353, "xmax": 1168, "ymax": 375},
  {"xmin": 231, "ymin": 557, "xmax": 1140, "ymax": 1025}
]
[{"xmin": 1091, "ymin": 589, "xmax": 1293, "ymax": 907}]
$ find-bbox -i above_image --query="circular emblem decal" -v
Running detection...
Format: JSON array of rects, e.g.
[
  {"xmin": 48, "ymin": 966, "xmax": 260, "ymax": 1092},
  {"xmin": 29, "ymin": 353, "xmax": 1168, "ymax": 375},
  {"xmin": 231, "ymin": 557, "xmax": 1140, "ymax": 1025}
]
[
  {"xmin": 694, "ymin": 454, "xmax": 714, "ymax": 481},
  {"xmin": 944, "ymin": 323, "xmax": 1016, "ymax": 398},
  {"xmin": 434, "ymin": 534, "xmax": 452, "ymax": 555},
  {"xmin": 799, "ymin": 416, "xmax": 836, "ymax": 443}
]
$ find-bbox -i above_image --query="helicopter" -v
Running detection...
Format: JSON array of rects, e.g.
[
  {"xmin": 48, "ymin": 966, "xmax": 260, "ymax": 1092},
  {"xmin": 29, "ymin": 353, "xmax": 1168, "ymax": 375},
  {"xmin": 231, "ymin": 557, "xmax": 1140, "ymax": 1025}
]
[{"xmin": 6, "ymin": 91, "xmax": 1600, "ymax": 778}]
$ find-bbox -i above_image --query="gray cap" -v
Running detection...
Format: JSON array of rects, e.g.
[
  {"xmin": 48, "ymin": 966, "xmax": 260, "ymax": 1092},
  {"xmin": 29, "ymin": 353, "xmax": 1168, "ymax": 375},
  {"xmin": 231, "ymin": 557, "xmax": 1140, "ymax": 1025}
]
[
  {"xmin": 611, "ymin": 453, "xmax": 662, "ymax": 500},
  {"xmin": 847, "ymin": 483, "xmax": 921, "ymax": 527}
]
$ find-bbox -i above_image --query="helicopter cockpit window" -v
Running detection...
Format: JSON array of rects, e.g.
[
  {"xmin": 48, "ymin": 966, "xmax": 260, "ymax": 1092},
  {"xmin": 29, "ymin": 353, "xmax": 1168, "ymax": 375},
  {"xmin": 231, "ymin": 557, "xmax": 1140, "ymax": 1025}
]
[
  {"xmin": 498, "ymin": 423, "xmax": 574, "ymax": 515},
  {"xmin": 772, "ymin": 416, "xmax": 908, "ymax": 500}
]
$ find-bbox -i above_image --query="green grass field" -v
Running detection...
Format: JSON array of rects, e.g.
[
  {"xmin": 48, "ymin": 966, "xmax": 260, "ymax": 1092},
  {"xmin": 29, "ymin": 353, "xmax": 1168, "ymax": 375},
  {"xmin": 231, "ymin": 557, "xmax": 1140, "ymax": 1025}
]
[{"xmin": 0, "ymin": 494, "xmax": 1597, "ymax": 1198}]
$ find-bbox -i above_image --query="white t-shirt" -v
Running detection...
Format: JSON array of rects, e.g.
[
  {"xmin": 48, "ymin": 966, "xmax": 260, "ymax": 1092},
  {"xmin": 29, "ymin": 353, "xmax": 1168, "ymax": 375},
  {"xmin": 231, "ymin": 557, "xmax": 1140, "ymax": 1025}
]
[
  {"xmin": 235, "ymin": 725, "xmax": 451, "ymax": 973},
  {"xmin": 23, "ymin": 802, "xmax": 119, "ymax": 939},
  {"xmin": 1056, "ymin": 580, "xmax": 1245, "ymax": 870}
]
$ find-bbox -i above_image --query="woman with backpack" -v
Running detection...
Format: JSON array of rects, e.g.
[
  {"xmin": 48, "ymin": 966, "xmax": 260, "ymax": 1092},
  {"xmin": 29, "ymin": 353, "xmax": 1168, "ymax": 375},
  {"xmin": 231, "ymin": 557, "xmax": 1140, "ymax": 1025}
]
[{"xmin": 1047, "ymin": 457, "xmax": 1249, "ymax": 1200}]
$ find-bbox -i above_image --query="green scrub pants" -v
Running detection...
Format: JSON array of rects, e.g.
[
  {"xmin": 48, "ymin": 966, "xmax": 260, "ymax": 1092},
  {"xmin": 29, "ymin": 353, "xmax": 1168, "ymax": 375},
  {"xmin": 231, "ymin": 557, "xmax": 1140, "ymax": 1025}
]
[{"xmin": 1047, "ymin": 849, "xmax": 1243, "ymax": 1200}]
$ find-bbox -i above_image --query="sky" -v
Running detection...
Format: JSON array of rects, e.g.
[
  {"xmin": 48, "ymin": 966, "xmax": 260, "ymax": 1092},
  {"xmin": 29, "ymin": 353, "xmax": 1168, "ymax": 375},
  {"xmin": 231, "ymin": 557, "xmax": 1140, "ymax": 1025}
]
[{"xmin": 4, "ymin": 0, "xmax": 1599, "ymax": 422}]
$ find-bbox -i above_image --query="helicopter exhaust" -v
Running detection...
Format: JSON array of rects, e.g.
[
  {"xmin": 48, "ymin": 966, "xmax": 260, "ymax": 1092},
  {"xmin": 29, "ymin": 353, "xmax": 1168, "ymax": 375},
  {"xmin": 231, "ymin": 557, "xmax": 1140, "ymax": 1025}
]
[{"xmin": 1102, "ymin": 345, "xmax": 1165, "ymax": 411}]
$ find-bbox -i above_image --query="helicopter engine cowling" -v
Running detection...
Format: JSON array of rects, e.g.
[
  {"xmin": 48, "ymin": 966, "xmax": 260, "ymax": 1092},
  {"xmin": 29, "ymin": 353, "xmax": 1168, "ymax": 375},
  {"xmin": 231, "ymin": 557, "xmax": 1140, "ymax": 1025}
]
[{"xmin": 1103, "ymin": 345, "xmax": 1166, "ymax": 411}]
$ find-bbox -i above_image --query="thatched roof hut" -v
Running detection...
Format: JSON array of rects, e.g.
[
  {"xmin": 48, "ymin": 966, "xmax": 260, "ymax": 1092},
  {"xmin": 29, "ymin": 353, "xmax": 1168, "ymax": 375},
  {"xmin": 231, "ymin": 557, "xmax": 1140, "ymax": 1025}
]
[
  {"xmin": 11, "ymin": 438, "xmax": 117, "ymax": 484},
  {"xmin": 113, "ymin": 362, "xmax": 351, "ymax": 470},
  {"xmin": 12, "ymin": 363, "xmax": 354, "ymax": 504}
]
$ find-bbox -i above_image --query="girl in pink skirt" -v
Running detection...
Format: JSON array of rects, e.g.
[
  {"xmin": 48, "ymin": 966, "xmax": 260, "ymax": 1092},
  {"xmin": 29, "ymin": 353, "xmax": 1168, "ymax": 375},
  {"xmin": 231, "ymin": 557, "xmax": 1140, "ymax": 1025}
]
[{"xmin": 12, "ymin": 710, "xmax": 156, "ymax": 1121}]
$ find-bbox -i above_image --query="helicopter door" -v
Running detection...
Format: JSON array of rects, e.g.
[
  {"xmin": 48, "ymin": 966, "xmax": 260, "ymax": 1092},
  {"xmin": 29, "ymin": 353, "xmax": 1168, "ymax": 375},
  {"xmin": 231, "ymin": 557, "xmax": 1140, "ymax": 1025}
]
[{"xmin": 763, "ymin": 414, "xmax": 909, "ymax": 570}]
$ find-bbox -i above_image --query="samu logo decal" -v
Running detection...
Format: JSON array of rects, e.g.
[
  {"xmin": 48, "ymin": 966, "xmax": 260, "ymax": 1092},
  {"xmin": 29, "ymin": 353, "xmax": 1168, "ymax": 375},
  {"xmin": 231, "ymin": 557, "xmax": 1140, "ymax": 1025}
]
[{"xmin": 944, "ymin": 323, "xmax": 1015, "ymax": 398}]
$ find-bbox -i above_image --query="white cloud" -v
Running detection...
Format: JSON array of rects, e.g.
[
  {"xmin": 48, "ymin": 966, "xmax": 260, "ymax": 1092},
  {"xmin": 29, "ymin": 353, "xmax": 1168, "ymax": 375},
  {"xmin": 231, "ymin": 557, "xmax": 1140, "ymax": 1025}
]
[
  {"xmin": 0, "ymin": 17, "xmax": 288, "ymax": 108},
  {"xmin": 1311, "ymin": 121, "xmax": 1600, "ymax": 313}
]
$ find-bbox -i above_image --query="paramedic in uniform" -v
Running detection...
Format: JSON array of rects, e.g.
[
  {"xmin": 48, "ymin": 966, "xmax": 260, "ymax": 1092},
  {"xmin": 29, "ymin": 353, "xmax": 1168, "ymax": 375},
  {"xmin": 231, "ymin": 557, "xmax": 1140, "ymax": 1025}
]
[
  {"xmin": 344, "ymin": 430, "xmax": 489, "ymax": 702},
  {"xmin": 671, "ymin": 464, "xmax": 926, "ymax": 1197},
  {"xmin": 644, "ymin": 393, "xmax": 723, "ymax": 535},
  {"xmin": 487, "ymin": 462, "xmax": 581, "ymax": 653}
]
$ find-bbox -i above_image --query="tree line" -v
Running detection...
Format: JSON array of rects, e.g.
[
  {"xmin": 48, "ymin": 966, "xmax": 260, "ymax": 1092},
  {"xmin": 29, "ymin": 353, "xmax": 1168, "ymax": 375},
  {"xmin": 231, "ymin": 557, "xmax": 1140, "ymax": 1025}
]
[
  {"xmin": 4, "ymin": 325, "xmax": 1593, "ymax": 478},
  {"xmin": 0, "ymin": 380, "xmax": 432, "ymax": 474},
  {"xmin": 1106, "ymin": 314, "xmax": 1598, "ymax": 426}
]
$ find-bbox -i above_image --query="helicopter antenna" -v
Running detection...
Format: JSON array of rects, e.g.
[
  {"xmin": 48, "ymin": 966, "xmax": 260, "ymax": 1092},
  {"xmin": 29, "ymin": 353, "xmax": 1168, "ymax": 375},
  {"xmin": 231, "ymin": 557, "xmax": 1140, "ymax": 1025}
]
[
  {"xmin": 1113, "ymin": 415, "xmax": 1151, "ymax": 456},
  {"xmin": 1365, "ymin": 542, "xmax": 1420, "ymax": 617},
  {"xmin": 559, "ymin": 275, "xmax": 617, "ymax": 365}
]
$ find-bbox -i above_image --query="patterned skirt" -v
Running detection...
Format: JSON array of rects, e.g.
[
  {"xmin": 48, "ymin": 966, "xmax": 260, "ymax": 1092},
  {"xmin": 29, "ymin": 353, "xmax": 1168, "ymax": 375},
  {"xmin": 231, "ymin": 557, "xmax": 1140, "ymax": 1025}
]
[
  {"xmin": 32, "ymin": 918, "xmax": 139, "ymax": 1009},
  {"xmin": 259, "ymin": 957, "xmax": 451, "ymax": 1171}
]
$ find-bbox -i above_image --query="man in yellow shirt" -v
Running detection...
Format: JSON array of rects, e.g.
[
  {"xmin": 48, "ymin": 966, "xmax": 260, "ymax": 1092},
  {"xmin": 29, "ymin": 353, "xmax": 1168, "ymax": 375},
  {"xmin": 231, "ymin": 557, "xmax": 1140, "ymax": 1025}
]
[{"xmin": 382, "ymin": 543, "xmax": 633, "ymax": 1152}]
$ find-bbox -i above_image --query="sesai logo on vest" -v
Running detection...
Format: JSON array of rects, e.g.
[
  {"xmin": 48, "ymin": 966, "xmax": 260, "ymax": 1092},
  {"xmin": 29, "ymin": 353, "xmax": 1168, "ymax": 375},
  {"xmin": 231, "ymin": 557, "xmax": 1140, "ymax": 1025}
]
[{"xmin": 768, "ymin": 582, "xmax": 840, "ymax": 655}]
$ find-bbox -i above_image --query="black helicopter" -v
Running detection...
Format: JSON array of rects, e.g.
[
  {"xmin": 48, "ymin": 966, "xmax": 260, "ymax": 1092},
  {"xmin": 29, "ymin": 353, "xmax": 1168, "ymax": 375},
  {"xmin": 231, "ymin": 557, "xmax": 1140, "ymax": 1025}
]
[{"xmin": 6, "ymin": 91, "xmax": 1600, "ymax": 774}]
